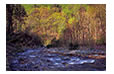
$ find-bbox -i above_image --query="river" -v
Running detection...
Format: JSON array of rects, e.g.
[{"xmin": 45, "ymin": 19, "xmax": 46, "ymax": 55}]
[{"xmin": 9, "ymin": 47, "xmax": 106, "ymax": 71}]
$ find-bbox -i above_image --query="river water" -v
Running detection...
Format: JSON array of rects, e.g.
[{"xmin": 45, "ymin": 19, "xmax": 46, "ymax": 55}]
[{"xmin": 9, "ymin": 47, "xmax": 106, "ymax": 71}]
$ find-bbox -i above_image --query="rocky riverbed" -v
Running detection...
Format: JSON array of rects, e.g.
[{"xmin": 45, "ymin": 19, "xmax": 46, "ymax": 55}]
[{"xmin": 7, "ymin": 47, "xmax": 106, "ymax": 71}]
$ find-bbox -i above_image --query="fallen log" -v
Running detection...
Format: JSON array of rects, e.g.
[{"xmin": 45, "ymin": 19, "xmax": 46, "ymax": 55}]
[
  {"xmin": 45, "ymin": 49, "xmax": 106, "ymax": 59},
  {"xmin": 88, "ymin": 55, "xmax": 106, "ymax": 59}
]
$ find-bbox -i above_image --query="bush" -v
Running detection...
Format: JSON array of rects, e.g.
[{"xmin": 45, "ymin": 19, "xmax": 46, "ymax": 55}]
[{"xmin": 69, "ymin": 42, "xmax": 79, "ymax": 50}]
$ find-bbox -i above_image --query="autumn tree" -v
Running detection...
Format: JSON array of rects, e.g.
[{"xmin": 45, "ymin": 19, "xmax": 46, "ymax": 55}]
[
  {"xmin": 87, "ymin": 4, "xmax": 106, "ymax": 45},
  {"xmin": 24, "ymin": 7, "xmax": 66, "ymax": 45}
]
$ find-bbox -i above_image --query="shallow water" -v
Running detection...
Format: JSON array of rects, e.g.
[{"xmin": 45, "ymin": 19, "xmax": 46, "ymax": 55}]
[{"xmin": 10, "ymin": 47, "xmax": 106, "ymax": 71}]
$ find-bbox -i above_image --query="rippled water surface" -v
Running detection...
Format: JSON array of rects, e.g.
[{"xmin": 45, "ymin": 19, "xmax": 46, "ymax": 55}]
[{"xmin": 10, "ymin": 48, "xmax": 106, "ymax": 71}]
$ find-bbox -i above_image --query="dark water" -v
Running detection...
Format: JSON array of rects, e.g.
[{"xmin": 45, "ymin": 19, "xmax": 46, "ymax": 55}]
[{"xmin": 9, "ymin": 47, "xmax": 106, "ymax": 71}]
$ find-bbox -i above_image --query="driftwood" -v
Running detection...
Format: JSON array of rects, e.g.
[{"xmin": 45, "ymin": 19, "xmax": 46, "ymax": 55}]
[
  {"xmin": 88, "ymin": 55, "xmax": 106, "ymax": 59},
  {"xmin": 45, "ymin": 49, "xmax": 106, "ymax": 59}
]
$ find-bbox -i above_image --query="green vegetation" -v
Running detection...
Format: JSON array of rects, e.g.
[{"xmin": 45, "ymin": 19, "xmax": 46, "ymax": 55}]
[{"xmin": 6, "ymin": 4, "xmax": 106, "ymax": 48}]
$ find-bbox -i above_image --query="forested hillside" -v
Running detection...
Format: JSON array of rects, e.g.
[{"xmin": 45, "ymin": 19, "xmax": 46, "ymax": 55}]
[{"xmin": 7, "ymin": 4, "xmax": 106, "ymax": 48}]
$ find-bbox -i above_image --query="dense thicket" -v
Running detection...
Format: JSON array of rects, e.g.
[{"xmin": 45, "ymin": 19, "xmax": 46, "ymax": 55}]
[{"xmin": 6, "ymin": 4, "xmax": 106, "ymax": 48}]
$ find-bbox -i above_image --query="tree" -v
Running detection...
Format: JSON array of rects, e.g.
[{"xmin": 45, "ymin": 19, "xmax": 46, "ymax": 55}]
[
  {"xmin": 6, "ymin": 4, "xmax": 26, "ymax": 34},
  {"xmin": 24, "ymin": 7, "xmax": 66, "ymax": 45}
]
